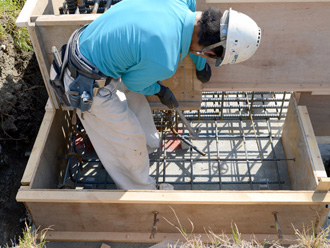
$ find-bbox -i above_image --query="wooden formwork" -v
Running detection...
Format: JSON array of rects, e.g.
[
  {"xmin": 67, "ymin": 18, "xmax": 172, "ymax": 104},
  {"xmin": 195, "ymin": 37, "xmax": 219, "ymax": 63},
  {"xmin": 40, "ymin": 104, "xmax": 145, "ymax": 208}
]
[
  {"xmin": 16, "ymin": 0, "xmax": 330, "ymax": 109},
  {"xmin": 16, "ymin": 0, "xmax": 330, "ymax": 244},
  {"xmin": 15, "ymin": 94, "xmax": 330, "ymax": 243}
]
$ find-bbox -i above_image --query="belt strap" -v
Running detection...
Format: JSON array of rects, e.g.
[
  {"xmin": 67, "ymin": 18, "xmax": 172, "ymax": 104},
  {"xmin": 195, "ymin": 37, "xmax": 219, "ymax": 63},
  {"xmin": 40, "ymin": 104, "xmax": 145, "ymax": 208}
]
[{"xmin": 68, "ymin": 25, "xmax": 112, "ymax": 83}]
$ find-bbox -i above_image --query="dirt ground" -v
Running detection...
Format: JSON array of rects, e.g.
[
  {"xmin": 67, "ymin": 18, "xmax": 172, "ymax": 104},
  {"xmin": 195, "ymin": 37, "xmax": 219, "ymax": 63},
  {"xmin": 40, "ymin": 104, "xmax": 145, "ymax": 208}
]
[{"xmin": 0, "ymin": 32, "xmax": 48, "ymax": 245}]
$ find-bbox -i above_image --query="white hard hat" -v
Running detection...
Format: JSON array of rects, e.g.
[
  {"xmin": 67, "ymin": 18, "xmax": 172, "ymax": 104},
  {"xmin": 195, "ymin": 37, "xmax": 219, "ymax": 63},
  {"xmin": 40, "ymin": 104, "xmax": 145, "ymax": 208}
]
[
  {"xmin": 198, "ymin": 8, "xmax": 261, "ymax": 67},
  {"xmin": 217, "ymin": 8, "xmax": 261, "ymax": 66}
]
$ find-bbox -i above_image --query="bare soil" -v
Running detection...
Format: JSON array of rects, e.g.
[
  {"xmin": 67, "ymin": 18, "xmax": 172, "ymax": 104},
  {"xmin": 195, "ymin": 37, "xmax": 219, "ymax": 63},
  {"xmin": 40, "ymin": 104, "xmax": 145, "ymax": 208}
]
[{"xmin": 0, "ymin": 32, "xmax": 47, "ymax": 245}]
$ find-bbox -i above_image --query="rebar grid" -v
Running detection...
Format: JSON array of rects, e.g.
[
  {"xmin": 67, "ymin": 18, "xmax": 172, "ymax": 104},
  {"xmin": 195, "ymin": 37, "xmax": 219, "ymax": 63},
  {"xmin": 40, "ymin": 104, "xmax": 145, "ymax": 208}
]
[{"xmin": 60, "ymin": 91, "xmax": 293, "ymax": 190}]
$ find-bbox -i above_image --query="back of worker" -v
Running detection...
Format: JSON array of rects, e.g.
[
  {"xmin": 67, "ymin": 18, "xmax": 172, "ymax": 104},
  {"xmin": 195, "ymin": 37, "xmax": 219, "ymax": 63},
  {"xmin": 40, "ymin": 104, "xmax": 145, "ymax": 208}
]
[
  {"xmin": 62, "ymin": 0, "xmax": 205, "ymax": 190},
  {"xmin": 57, "ymin": 0, "xmax": 262, "ymax": 190},
  {"xmin": 79, "ymin": 0, "xmax": 206, "ymax": 95}
]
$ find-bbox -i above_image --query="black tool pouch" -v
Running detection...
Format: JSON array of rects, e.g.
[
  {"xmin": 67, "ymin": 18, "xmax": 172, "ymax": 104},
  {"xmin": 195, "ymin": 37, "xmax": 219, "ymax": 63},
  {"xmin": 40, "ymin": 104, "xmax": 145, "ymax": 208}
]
[
  {"xmin": 49, "ymin": 44, "xmax": 71, "ymax": 107},
  {"xmin": 67, "ymin": 74, "xmax": 98, "ymax": 112}
]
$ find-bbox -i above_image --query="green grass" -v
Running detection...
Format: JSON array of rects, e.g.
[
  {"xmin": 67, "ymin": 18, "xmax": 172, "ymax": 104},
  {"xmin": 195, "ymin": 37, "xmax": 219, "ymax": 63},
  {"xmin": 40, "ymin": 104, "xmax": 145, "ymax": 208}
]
[{"xmin": 0, "ymin": 0, "xmax": 32, "ymax": 52}]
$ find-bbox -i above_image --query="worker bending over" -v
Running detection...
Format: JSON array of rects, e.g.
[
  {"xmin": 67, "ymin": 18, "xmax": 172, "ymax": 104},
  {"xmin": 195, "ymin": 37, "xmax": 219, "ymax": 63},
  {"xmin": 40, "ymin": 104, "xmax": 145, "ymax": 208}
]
[{"xmin": 52, "ymin": 0, "xmax": 261, "ymax": 190}]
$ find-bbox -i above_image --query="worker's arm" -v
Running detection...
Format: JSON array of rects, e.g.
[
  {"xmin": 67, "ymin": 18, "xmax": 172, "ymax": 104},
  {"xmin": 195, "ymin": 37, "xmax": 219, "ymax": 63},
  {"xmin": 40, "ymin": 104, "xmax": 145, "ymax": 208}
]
[
  {"xmin": 189, "ymin": 53, "xmax": 212, "ymax": 83},
  {"xmin": 155, "ymin": 82, "xmax": 179, "ymax": 109}
]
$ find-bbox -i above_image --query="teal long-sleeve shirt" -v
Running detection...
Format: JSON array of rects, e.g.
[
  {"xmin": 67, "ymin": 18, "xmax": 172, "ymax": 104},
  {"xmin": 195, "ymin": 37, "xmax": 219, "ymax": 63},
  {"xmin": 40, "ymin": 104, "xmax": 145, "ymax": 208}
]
[{"xmin": 79, "ymin": 0, "xmax": 206, "ymax": 95}]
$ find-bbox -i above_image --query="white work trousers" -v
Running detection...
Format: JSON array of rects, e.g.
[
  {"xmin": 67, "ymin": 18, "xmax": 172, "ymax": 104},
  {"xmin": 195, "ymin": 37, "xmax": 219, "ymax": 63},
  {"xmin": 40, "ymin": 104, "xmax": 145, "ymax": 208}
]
[{"xmin": 64, "ymin": 69, "xmax": 158, "ymax": 190}]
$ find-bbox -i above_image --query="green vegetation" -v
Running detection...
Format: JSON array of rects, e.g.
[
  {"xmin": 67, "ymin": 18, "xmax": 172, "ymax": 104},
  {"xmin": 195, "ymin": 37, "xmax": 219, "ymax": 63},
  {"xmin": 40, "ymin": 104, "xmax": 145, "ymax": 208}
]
[{"xmin": 0, "ymin": 0, "xmax": 32, "ymax": 52}]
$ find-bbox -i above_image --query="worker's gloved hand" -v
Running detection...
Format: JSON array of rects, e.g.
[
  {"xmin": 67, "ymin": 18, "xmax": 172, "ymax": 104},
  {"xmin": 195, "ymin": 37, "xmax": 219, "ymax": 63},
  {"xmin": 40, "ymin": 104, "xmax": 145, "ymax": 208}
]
[
  {"xmin": 196, "ymin": 63, "xmax": 212, "ymax": 83},
  {"xmin": 155, "ymin": 83, "xmax": 179, "ymax": 109}
]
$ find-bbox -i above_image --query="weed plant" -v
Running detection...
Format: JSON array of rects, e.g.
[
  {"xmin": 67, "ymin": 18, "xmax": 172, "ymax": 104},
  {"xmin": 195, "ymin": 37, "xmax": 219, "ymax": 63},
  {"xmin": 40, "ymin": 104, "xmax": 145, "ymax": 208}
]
[
  {"xmin": 5, "ymin": 222, "xmax": 49, "ymax": 248},
  {"xmin": 164, "ymin": 207, "xmax": 330, "ymax": 248},
  {"xmin": 3, "ymin": 208, "xmax": 330, "ymax": 248},
  {"xmin": 0, "ymin": 0, "xmax": 32, "ymax": 52}
]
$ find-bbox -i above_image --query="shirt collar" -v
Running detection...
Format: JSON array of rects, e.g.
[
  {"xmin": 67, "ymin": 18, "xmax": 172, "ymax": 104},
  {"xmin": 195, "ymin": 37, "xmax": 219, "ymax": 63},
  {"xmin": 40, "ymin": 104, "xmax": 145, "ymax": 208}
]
[{"xmin": 180, "ymin": 10, "xmax": 197, "ymax": 64}]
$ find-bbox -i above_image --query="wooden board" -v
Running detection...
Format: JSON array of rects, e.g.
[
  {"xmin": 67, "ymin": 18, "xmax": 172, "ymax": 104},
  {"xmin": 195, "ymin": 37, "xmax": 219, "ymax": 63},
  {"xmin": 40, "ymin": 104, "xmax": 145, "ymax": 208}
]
[
  {"xmin": 296, "ymin": 92, "xmax": 330, "ymax": 137},
  {"xmin": 21, "ymin": 109, "xmax": 55, "ymax": 186},
  {"xmin": 281, "ymin": 96, "xmax": 327, "ymax": 190},
  {"xmin": 198, "ymin": 2, "xmax": 330, "ymax": 92},
  {"xmin": 22, "ymin": 110, "xmax": 73, "ymax": 188},
  {"xmin": 316, "ymin": 178, "xmax": 330, "ymax": 192},
  {"xmin": 45, "ymin": 231, "xmax": 297, "ymax": 244},
  {"xmin": 16, "ymin": 0, "xmax": 330, "ymax": 110},
  {"xmin": 13, "ymin": 97, "xmax": 330, "ymax": 242},
  {"xmin": 16, "ymin": 189, "xmax": 330, "ymax": 204},
  {"xmin": 316, "ymin": 136, "xmax": 330, "ymax": 145},
  {"xmin": 27, "ymin": 23, "xmax": 60, "ymax": 108},
  {"xmin": 17, "ymin": 190, "xmax": 330, "ymax": 237}
]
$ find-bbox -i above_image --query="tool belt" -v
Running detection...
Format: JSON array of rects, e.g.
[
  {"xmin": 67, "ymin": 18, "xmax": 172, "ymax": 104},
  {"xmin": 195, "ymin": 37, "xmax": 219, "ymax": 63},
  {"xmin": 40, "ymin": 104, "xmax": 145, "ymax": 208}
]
[{"xmin": 49, "ymin": 24, "xmax": 112, "ymax": 113}]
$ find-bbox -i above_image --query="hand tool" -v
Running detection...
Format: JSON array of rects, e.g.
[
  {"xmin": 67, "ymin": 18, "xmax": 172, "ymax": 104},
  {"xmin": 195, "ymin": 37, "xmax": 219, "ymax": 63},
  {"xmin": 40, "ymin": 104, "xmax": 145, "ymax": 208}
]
[
  {"xmin": 171, "ymin": 127, "xmax": 206, "ymax": 156},
  {"xmin": 174, "ymin": 106, "xmax": 200, "ymax": 140},
  {"xmin": 51, "ymin": 46, "xmax": 62, "ymax": 71}
]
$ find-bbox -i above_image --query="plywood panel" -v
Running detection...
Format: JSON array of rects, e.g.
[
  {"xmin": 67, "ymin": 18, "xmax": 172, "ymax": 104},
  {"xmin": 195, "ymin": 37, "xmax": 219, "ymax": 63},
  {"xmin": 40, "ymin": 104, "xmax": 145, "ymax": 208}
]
[
  {"xmin": 297, "ymin": 92, "xmax": 330, "ymax": 136},
  {"xmin": 281, "ymin": 96, "xmax": 327, "ymax": 190},
  {"xmin": 198, "ymin": 2, "xmax": 330, "ymax": 92},
  {"xmin": 18, "ymin": 1, "xmax": 330, "ymax": 109},
  {"xmin": 27, "ymin": 24, "xmax": 60, "ymax": 108},
  {"xmin": 45, "ymin": 231, "xmax": 297, "ymax": 244},
  {"xmin": 21, "ymin": 109, "xmax": 55, "ymax": 186},
  {"xmin": 24, "ymin": 200, "xmax": 327, "ymax": 235},
  {"xmin": 29, "ymin": 110, "xmax": 73, "ymax": 189}
]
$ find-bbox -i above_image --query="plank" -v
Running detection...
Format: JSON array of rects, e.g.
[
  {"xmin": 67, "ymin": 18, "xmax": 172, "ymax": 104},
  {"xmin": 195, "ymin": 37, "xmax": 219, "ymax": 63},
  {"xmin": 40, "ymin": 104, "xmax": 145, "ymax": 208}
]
[
  {"xmin": 298, "ymin": 106, "xmax": 327, "ymax": 178},
  {"xmin": 316, "ymin": 178, "xmax": 330, "ymax": 192},
  {"xmin": 316, "ymin": 136, "xmax": 330, "ymax": 145},
  {"xmin": 21, "ymin": 109, "xmax": 55, "ymax": 186},
  {"xmin": 45, "ymin": 98, "xmax": 54, "ymax": 111},
  {"xmin": 45, "ymin": 231, "xmax": 298, "ymax": 244},
  {"xmin": 296, "ymin": 92, "xmax": 330, "ymax": 136},
  {"xmin": 199, "ymin": 2, "xmax": 330, "ymax": 92},
  {"xmin": 18, "ymin": 0, "xmax": 330, "ymax": 109},
  {"xmin": 281, "ymin": 97, "xmax": 323, "ymax": 190},
  {"xmin": 28, "ymin": 110, "xmax": 73, "ymax": 189},
  {"xmin": 22, "ymin": 200, "xmax": 328, "ymax": 235},
  {"xmin": 16, "ymin": 0, "xmax": 39, "ymax": 27},
  {"xmin": 35, "ymin": 14, "xmax": 98, "ymax": 26},
  {"xmin": 16, "ymin": 190, "xmax": 330, "ymax": 204},
  {"xmin": 311, "ymin": 91, "xmax": 330, "ymax": 95},
  {"xmin": 26, "ymin": 23, "xmax": 60, "ymax": 109},
  {"xmin": 16, "ymin": 0, "xmax": 51, "ymax": 27}
]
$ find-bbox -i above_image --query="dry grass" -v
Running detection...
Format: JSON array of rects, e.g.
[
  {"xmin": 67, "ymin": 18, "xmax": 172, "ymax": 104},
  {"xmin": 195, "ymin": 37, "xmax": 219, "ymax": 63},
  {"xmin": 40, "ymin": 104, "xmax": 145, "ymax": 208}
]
[
  {"xmin": 5, "ymin": 222, "xmax": 50, "ymax": 248},
  {"xmin": 292, "ymin": 224, "xmax": 330, "ymax": 248},
  {"xmin": 5, "ymin": 208, "xmax": 330, "ymax": 248},
  {"xmin": 164, "ymin": 207, "xmax": 330, "ymax": 248}
]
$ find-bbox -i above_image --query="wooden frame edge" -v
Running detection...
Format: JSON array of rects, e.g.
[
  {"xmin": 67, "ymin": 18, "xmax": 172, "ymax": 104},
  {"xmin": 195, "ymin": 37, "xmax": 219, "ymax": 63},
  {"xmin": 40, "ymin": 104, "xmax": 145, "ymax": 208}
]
[
  {"xmin": 45, "ymin": 231, "xmax": 297, "ymax": 244},
  {"xmin": 297, "ymin": 106, "xmax": 327, "ymax": 178},
  {"xmin": 16, "ymin": 189, "xmax": 330, "ymax": 204},
  {"xmin": 21, "ymin": 109, "xmax": 56, "ymax": 186},
  {"xmin": 16, "ymin": 0, "xmax": 39, "ymax": 27}
]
